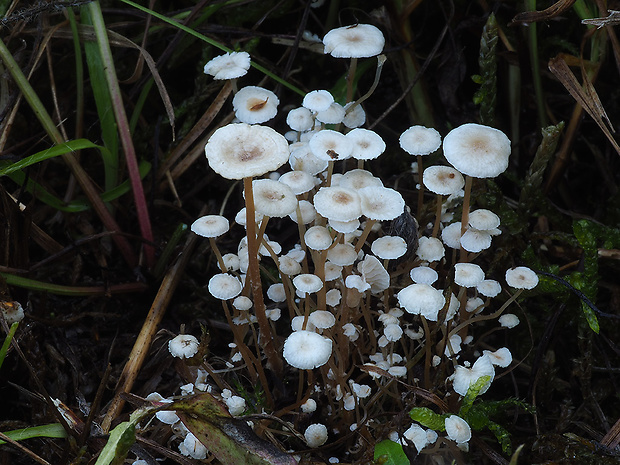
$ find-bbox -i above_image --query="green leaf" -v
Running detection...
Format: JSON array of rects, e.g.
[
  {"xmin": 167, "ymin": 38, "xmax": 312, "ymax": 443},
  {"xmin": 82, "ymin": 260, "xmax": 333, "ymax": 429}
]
[
  {"xmin": 0, "ymin": 139, "xmax": 106, "ymax": 176},
  {"xmin": 170, "ymin": 393, "xmax": 297, "ymax": 465},
  {"xmin": 488, "ymin": 421, "xmax": 512, "ymax": 454},
  {"xmin": 95, "ymin": 422, "xmax": 136, "ymax": 465},
  {"xmin": 409, "ymin": 407, "xmax": 446, "ymax": 431},
  {"xmin": 459, "ymin": 375, "xmax": 491, "ymax": 418},
  {"xmin": 0, "ymin": 423, "xmax": 67, "ymax": 444},
  {"xmin": 373, "ymin": 440, "xmax": 410, "ymax": 465}
]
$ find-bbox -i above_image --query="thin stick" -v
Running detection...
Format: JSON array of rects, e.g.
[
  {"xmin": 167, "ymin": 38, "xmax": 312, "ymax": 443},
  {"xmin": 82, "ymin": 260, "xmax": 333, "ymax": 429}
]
[{"xmin": 101, "ymin": 227, "xmax": 198, "ymax": 432}]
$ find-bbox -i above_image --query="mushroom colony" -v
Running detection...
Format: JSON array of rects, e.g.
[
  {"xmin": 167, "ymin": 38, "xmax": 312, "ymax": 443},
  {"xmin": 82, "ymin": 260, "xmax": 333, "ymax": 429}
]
[{"xmin": 157, "ymin": 23, "xmax": 539, "ymax": 462}]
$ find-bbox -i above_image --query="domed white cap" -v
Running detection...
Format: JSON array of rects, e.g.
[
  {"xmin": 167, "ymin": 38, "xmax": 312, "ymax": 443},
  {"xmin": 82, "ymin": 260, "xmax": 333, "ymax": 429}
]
[
  {"xmin": 443, "ymin": 123, "xmax": 511, "ymax": 178},
  {"xmin": 358, "ymin": 186, "xmax": 405, "ymax": 221},
  {"xmin": 323, "ymin": 24, "xmax": 385, "ymax": 58},
  {"xmin": 399, "ymin": 125, "xmax": 441, "ymax": 156},
  {"xmin": 397, "ymin": 283, "xmax": 445, "ymax": 321},
  {"xmin": 505, "ymin": 266, "xmax": 538, "ymax": 289},
  {"xmin": 251, "ymin": 179, "xmax": 297, "ymax": 218},
  {"xmin": 445, "ymin": 415, "xmax": 471, "ymax": 444},
  {"xmin": 346, "ymin": 128, "xmax": 386, "ymax": 160},
  {"xmin": 304, "ymin": 423, "xmax": 328, "ymax": 447},
  {"xmin": 283, "ymin": 330, "xmax": 332, "ymax": 369},
  {"xmin": 423, "ymin": 165, "xmax": 465, "ymax": 195},
  {"xmin": 168, "ymin": 334, "xmax": 199, "ymax": 359},
  {"xmin": 313, "ymin": 186, "xmax": 361, "ymax": 222},
  {"xmin": 205, "ymin": 123, "xmax": 289, "ymax": 180},
  {"xmin": 208, "ymin": 273, "xmax": 242, "ymax": 300},
  {"xmin": 302, "ymin": 90, "xmax": 334, "ymax": 112},
  {"xmin": 191, "ymin": 215, "xmax": 229, "ymax": 238}
]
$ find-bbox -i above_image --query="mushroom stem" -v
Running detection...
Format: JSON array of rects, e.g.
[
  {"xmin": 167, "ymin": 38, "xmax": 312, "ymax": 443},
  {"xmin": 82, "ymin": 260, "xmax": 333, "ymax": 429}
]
[
  {"xmin": 346, "ymin": 57, "xmax": 358, "ymax": 104},
  {"xmin": 208, "ymin": 237, "xmax": 228, "ymax": 272},
  {"xmin": 354, "ymin": 219, "xmax": 377, "ymax": 253},
  {"xmin": 417, "ymin": 154, "xmax": 425, "ymax": 217},
  {"xmin": 431, "ymin": 194, "xmax": 443, "ymax": 238},
  {"xmin": 243, "ymin": 176, "xmax": 282, "ymax": 375},
  {"xmin": 459, "ymin": 175, "xmax": 473, "ymax": 262},
  {"xmin": 347, "ymin": 54, "xmax": 386, "ymax": 111}
]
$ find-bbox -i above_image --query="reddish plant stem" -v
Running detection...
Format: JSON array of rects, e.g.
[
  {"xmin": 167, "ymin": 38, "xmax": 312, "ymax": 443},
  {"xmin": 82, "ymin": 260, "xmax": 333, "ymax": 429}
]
[{"xmin": 243, "ymin": 177, "xmax": 282, "ymax": 376}]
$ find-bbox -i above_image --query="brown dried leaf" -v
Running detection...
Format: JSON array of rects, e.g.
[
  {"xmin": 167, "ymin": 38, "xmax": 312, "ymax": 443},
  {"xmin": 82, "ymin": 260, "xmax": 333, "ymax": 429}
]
[
  {"xmin": 548, "ymin": 55, "xmax": 620, "ymax": 156},
  {"xmin": 512, "ymin": 0, "xmax": 576, "ymax": 24}
]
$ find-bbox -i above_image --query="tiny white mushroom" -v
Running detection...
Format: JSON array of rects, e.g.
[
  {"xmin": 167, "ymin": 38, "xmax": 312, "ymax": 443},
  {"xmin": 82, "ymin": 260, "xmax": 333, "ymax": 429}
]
[
  {"xmin": 203, "ymin": 51, "xmax": 250, "ymax": 80},
  {"xmin": 168, "ymin": 334, "xmax": 200, "ymax": 359},
  {"xmin": 283, "ymin": 331, "xmax": 332, "ymax": 369}
]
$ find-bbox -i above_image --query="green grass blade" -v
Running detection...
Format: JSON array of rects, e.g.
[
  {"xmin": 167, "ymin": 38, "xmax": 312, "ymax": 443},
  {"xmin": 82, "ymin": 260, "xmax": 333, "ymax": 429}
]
[
  {"xmin": 0, "ymin": 139, "xmax": 107, "ymax": 176},
  {"xmin": 0, "ymin": 424, "xmax": 68, "ymax": 444},
  {"xmin": 0, "ymin": 321, "xmax": 19, "ymax": 371},
  {"xmin": 117, "ymin": 0, "xmax": 305, "ymax": 96}
]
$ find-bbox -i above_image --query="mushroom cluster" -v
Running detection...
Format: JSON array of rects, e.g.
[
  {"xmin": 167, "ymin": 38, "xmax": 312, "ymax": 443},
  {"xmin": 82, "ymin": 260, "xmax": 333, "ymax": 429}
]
[{"xmin": 158, "ymin": 20, "xmax": 541, "ymax": 463}]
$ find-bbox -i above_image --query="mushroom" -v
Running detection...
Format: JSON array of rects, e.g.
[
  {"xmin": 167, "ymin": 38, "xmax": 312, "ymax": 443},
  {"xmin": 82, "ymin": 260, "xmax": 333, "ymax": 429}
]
[
  {"xmin": 168, "ymin": 334, "xmax": 200, "ymax": 359},
  {"xmin": 505, "ymin": 266, "xmax": 539, "ymax": 289},
  {"xmin": 304, "ymin": 423, "xmax": 329, "ymax": 448},
  {"xmin": 445, "ymin": 415, "xmax": 472, "ymax": 445},
  {"xmin": 203, "ymin": 51, "xmax": 250, "ymax": 81},
  {"xmin": 283, "ymin": 330, "xmax": 332, "ymax": 369},
  {"xmin": 232, "ymin": 86, "xmax": 279, "ymax": 124},
  {"xmin": 454, "ymin": 263, "xmax": 485, "ymax": 288}
]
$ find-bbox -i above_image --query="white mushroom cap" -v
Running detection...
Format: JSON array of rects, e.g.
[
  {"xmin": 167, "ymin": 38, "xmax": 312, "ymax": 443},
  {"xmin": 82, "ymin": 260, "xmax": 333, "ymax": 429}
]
[
  {"xmin": 191, "ymin": 215, "xmax": 229, "ymax": 238},
  {"xmin": 442, "ymin": 123, "xmax": 511, "ymax": 178},
  {"xmin": 357, "ymin": 255, "xmax": 390, "ymax": 293},
  {"xmin": 301, "ymin": 398, "xmax": 317, "ymax": 413},
  {"xmin": 293, "ymin": 273, "xmax": 323, "ymax": 296},
  {"xmin": 203, "ymin": 51, "xmax": 250, "ymax": 80},
  {"xmin": 445, "ymin": 415, "xmax": 472, "ymax": 444},
  {"xmin": 416, "ymin": 236, "xmax": 445, "ymax": 262},
  {"xmin": 468, "ymin": 209, "xmax": 500, "ymax": 230},
  {"xmin": 308, "ymin": 310, "xmax": 336, "ymax": 329},
  {"xmin": 179, "ymin": 432, "xmax": 207, "ymax": 459},
  {"xmin": 316, "ymin": 102, "xmax": 346, "ymax": 124},
  {"xmin": 232, "ymin": 295, "xmax": 253, "ymax": 311},
  {"xmin": 384, "ymin": 323, "xmax": 403, "ymax": 342},
  {"xmin": 289, "ymin": 199, "xmax": 317, "ymax": 224},
  {"xmin": 286, "ymin": 107, "xmax": 315, "ymax": 132},
  {"xmin": 309, "ymin": 130, "xmax": 353, "ymax": 161},
  {"xmin": 460, "ymin": 228, "xmax": 492, "ymax": 253},
  {"xmin": 232, "ymin": 86, "xmax": 279, "ymax": 124},
  {"xmin": 323, "ymin": 24, "xmax": 385, "ymax": 58},
  {"xmin": 278, "ymin": 170, "xmax": 315, "ymax": 195},
  {"xmin": 289, "ymin": 141, "xmax": 329, "ymax": 175},
  {"xmin": 343, "ymin": 101, "xmax": 366, "ymax": 128},
  {"xmin": 499, "ymin": 313, "xmax": 520, "ymax": 328},
  {"xmin": 313, "ymin": 186, "xmax": 362, "ymax": 222},
  {"xmin": 304, "ymin": 423, "xmax": 329, "ymax": 447},
  {"xmin": 340, "ymin": 169, "xmax": 383, "ymax": 190},
  {"xmin": 422, "ymin": 165, "xmax": 465, "ymax": 195},
  {"xmin": 205, "ymin": 123, "xmax": 289, "ymax": 180},
  {"xmin": 168, "ymin": 334, "xmax": 200, "ymax": 359},
  {"xmin": 324, "ymin": 262, "xmax": 343, "ymax": 281},
  {"xmin": 409, "ymin": 266, "xmax": 439, "ymax": 285},
  {"xmin": 328, "ymin": 218, "xmax": 360, "ymax": 233},
  {"xmin": 371, "ymin": 235, "xmax": 407, "ymax": 260},
  {"xmin": 483, "ymin": 347, "xmax": 512, "ymax": 368},
  {"xmin": 304, "ymin": 225, "xmax": 333, "ymax": 250},
  {"xmin": 235, "ymin": 207, "xmax": 264, "ymax": 227},
  {"xmin": 208, "ymin": 273, "xmax": 243, "ymax": 300},
  {"xmin": 345, "ymin": 128, "xmax": 386, "ymax": 160},
  {"xmin": 302, "ymin": 90, "xmax": 334, "ymax": 112},
  {"xmin": 403, "ymin": 424, "xmax": 432, "ymax": 452},
  {"xmin": 505, "ymin": 266, "xmax": 538, "ymax": 289},
  {"xmin": 267, "ymin": 283, "xmax": 286, "ymax": 302},
  {"xmin": 278, "ymin": 255, "xmax": 302, "ymax": 276},
  {"xmin": 466, "ymin": 296, "xmax": 485, "ymax": 313},
  {"xmin": 441, "ymin": 222, "xmax": 462, "ymax": 249},
  {"xmin": 251, "ymin": 179, "xmax": 297, "ymax": 217},
  {"xmin": 326, "ymin": 288, "xmax": 342, "ymax": 307},
  {"xmin": 326, "ymin": 243, "xmax": 357, "ymax": 266},
  {"xmin": 476, "ymin": 279, "xmax": 502, "ymax": 298},
  {"xmin": 454, "ymin": 263, "xmax": 485, "ymax": 288},
  {"xmin": 399, "ymin": 125, "xmax": 441, "ymax": 155},
  {"xmin": 452, "ymin": 355, "xmax": 495, "ymax": 396},
  {"xmin": 283, "ymin": 331, "xmax": 332, "ymax": 369},
  {"xmin": 397, "ymin": 283, "xmax": 445, "ymax": 321},
  {"xmin": 358, "ymin": 186, "xmax": 405, "ymax": 221},
  {"xmin": 291, "ymin": 315, "xmax": 316, "ymax": 332},
  {"xmin": 1, "ymin": 301, "xmax": 24, "ymax": 325}
]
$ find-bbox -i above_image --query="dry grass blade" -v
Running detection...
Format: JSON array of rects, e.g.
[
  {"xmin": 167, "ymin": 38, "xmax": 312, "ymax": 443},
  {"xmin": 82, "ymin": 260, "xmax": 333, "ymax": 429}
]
[
  {"xmin": 601, "ymin": 416, "xmax": 620, "ymax": 448},
  {"xmin": 511, "ymin": 0, "xmax": 576, "ymax": 24},
  {"xmin": 101, "ymin": 226, "xmax": 198, "ymax": 432},
  {"xmin": 582, "ymin": 10, "xmax": 620, "ymax": 28},
  {"xmin": 548, "ymin": 55, "xmax": 620, "ymax": 156}
]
